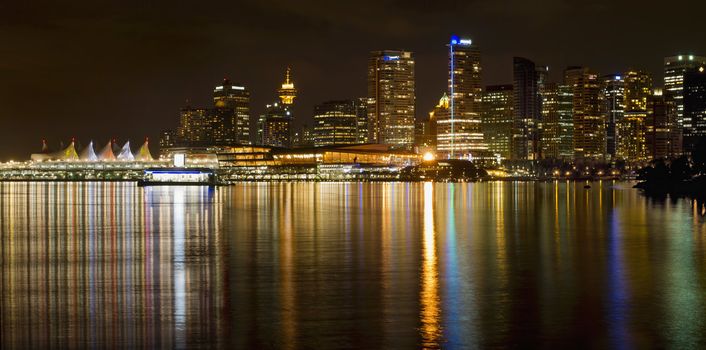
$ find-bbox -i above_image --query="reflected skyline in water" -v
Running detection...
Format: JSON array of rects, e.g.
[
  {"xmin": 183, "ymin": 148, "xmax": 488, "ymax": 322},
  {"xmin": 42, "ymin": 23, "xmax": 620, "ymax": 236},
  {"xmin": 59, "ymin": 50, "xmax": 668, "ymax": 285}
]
[{"xmin": 1, "ymin": 181, "xmax": 705, "ymax": 348}]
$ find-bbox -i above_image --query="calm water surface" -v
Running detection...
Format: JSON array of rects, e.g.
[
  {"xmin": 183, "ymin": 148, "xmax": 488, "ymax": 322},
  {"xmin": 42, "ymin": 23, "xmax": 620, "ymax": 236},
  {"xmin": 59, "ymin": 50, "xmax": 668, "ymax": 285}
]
[{"xmin": 1, "ymin": 181, "xmax": 706, "ymax": 349}]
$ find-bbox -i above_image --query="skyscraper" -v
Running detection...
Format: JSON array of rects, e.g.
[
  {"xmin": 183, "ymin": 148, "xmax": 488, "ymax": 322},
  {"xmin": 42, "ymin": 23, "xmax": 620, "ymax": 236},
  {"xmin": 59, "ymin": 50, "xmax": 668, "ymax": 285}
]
[
  {"xmin": 540, "ymin": 83, "xmax": 574, "ymax": 160},
  {"xmin": 354, "ymin": 98, "xmax": 370, "ymax": 144},
  {"xmin": 209, "ymin": 107, "xmax": 236, "ymax": 145},
  {"xmin": 602, "ymin": 74, "xmax": 625, "ymax": 160},
  {"xmin": 177, "ymin": 106, "xmax": 209, "ymax": 145},
  {"xmin": 647, "ymin": 88, "xmax": 678, "ymax": 159},
  {"xmin": 313, "ymin": 100, "xmax": 359, "ymax": 146},
  {"xmin": 512, "ymin": 57, "xmax": 544, "ymax": 160},
  {"xmin": 618, "ymin": 69, "xmax": 652, "ymax": 163},
  {"xmin": 564, "ymin": 67, "xmax": 605, "ymax": 160},
  {"xmin": 683, "ymin": 65, "xmax": 706, "ymax": 154},
  {"xmin": 213, "ymin": 79, "xmax": 251, "ymax": 145},
  {"xmin": 557, "ymin": 85, "xmax": 575, "ymax": 160},
  {"xmin": 664, "ymin": 54, "xmax": 706, "ymax": 154},
  {"xmin": 437, "ymin": 36, "xmax": 486, "ymax": 158},
  {"xmin": 257, "ymin": 102, "xmax": 292, "ymax": 148},
  {"xmin": 367, "ymin": 50, "xmax": 415, "ymax": 149},
  {"xmin": 481, "ymin": 85, "xmax": 513, "ymax": 161}
]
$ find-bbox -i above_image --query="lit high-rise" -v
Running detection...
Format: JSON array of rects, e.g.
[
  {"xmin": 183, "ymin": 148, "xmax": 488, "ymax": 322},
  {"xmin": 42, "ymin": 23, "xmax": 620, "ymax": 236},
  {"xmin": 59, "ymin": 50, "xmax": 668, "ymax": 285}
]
[
  {"xmin": 367, "ymin": 50, "xmax": 415, "ymax": 149},
  {"xmin": 602, "ymin": 74, "xmax": 625, "ymax": 160},
  {"xmin": 355, "ymin": 98, "xmax": 370, "ymax": 144},
  {"xmin": 512, "ymin": 57, "xmax": 544, "ymax": 160},
  {"xmin": 618, "ymin": 69, "xmax": 652, "ymax": 163},
  {"xmin": 313, "ymin": 100, "xmax": 359, "ymax": 146},
  {"xmin": 664, "ymin": 54, "xmax": 706, "ymax": 154},
  {"xmin": 564, "ymin": 66, "xmax": 605, "ymax": 160},
  {"xmin": 437, "ymin": 36, "xmax": 486, "ymax": 158},
  {"xmin": 481, "ymin": 85, "xmax": 513, "ymax": 161},
  {"xmin": 213, "ymin": 79, "xmax": 251, "ymax": 145},
  {"xmin": 683, "ymin": 65, "xmax": 706, "ymax": 154},
  {"xmin": 647, "ymin": 88, "xmax": 678, "ymax": 159},
  {"xmin": 257, "ymin": 102, "xmax": 292, "ymax": 148},
  {"xmin": 177, "ymin": 106, "xmax": 209, "ymax": 145},
  {"xmin": 540, "ymin": 83, "xmax": 574, "ymax": 160}
]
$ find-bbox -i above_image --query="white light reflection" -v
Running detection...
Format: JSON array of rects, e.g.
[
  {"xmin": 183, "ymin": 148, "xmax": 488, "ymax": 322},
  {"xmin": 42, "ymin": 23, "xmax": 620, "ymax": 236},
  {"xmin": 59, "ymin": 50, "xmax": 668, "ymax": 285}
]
[{"xmin": 173, "ymin": 187, "xmax": 187, "ymax": 349}]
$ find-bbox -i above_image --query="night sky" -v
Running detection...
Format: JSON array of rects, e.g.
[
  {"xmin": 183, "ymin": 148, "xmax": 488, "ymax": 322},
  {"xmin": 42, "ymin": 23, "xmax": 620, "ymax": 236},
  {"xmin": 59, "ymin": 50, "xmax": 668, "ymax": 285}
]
[{"xmin": 1, "ymin": 0, "xmax": 705, "ymax": 160}]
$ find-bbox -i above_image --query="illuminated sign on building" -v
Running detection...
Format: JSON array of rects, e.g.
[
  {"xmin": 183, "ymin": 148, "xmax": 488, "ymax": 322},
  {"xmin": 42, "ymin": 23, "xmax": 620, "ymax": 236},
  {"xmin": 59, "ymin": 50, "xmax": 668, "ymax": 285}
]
[
  {"xmin": 450, "ymin": 35, "xmax": 472, "ymax": 46},
  {"xmin": 174, "ymin": 153, "xmax": 186, "ymax": 167}
]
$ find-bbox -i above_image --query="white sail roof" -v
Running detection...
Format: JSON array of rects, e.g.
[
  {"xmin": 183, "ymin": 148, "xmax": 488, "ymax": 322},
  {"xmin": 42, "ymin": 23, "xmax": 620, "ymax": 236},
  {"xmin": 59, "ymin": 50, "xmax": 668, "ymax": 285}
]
[
  {"xmin": 117, "ymin": 141, "xmax": 134, "ymax": 161},
  {"xmin": 79, "ymin": 141, "xmax": 98, "ymax": 161}
]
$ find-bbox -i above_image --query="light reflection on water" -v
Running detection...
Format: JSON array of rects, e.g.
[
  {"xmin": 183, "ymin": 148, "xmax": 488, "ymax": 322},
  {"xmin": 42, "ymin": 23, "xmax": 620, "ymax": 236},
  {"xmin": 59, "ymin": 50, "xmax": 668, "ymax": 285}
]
[
  {"xmin": 420, "ymin": 182, "xmax": 441, "ymax": 348},
  {"xmin": 1, "ymin": 181, "xmax": 705, "ymax": 349}
]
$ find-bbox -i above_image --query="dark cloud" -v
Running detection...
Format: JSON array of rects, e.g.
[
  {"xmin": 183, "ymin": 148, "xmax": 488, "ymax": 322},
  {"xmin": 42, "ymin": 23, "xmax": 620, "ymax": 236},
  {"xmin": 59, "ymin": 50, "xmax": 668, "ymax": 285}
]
[{"xmin": 1, "ymin": 0, "xmax": 705, "ymax": 160}]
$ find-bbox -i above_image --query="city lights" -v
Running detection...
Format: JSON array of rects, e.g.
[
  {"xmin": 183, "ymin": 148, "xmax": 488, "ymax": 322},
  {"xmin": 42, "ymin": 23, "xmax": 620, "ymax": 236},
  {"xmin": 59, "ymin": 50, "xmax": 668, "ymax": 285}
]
[{"xmin": 423, "ymin": 152, "xmax": 435, "ymax": 162}]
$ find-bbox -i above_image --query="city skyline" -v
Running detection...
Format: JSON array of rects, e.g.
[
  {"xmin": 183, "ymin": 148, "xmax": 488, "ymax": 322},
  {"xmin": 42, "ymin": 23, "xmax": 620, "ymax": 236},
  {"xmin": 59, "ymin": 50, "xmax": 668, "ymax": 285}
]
[
  {"xmin": 2, "ymin": 1, "xmax": 706, "ymax": 160},
  {"xmin": 10, "ymin": 48, "xmax": 705, "ymax": 162}
]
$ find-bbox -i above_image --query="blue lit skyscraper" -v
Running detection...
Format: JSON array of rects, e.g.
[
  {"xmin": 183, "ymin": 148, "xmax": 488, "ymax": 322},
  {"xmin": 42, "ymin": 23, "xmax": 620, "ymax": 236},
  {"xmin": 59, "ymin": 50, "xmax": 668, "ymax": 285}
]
[{"xmin": 437, "ymin": 36, "xmax": 486, "ymax": 159}]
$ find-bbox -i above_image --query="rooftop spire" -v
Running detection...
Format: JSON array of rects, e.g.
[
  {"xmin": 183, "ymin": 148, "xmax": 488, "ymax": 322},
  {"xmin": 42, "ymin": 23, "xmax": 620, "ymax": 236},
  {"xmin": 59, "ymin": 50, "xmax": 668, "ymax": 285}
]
[{"xmin": 279, "ymin": 66, "xmax": 297, "ymax": 105}]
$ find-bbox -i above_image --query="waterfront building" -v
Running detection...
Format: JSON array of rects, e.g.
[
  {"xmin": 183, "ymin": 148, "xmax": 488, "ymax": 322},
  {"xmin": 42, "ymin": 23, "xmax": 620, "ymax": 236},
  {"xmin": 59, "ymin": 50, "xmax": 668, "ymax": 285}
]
[
  {"xmin": 564, "ymin": 66, "xmax": 605, "ymax": 160},
  {"xmin": 367, "ymin": 50, "xmax": 415, "ymax": 149},
  {"xmin": 481, "ymin": 85, "xmax": 513, "ymax": 160},
  {"xmin": 602, "ymin": 74, "xmax": 625, "ymax": 160},
  {"xmin": 213, "ymin": 79, "xmax": 251, "ymax": 145},
  {"xmin": 683, "ymin": 65, "xmax": 706, "ymax": 154},
  {"xmin": 664, "ymin": 54, "xmax": 706, "ymax": 154},
  {"xmin": 313, "ymin": 100, "xmax": 359, "ymax": 146},
  {"xmin": 512, "ymin": 57, "xmax": 544, "ymax": 160},
  {"xmin": 29, "ymin": 139, "xmax": 153, "ymax": 163},
  {"xmin": 437, "ymin": 36, "xmax": 486, "ymax": 158}
]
